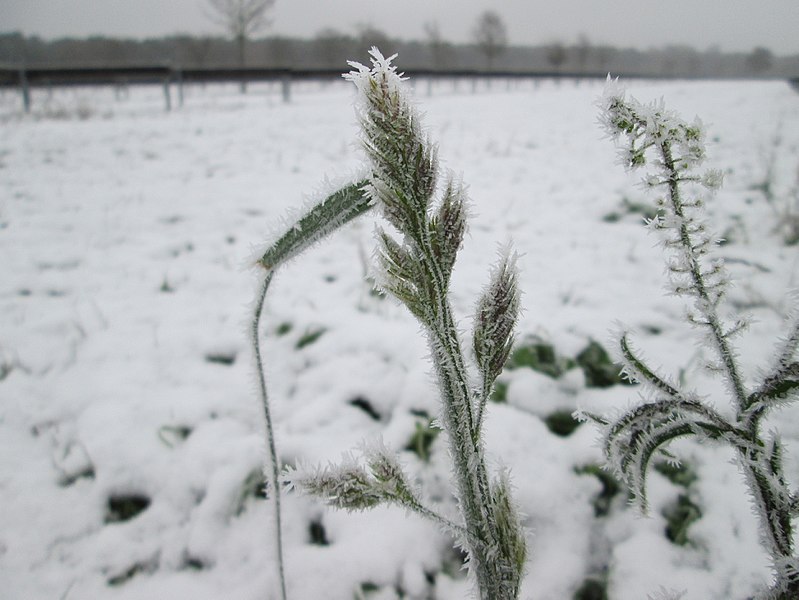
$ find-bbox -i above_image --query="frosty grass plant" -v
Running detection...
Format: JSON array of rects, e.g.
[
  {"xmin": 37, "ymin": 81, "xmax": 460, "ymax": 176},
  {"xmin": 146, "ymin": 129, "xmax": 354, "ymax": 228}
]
[
  {"xmin": 584, "ymin": 83, "xmax": 799, "ymax": 599},
  {"xmin": 253, "ymin": 182, "xmax": 371, "ymax": 600},
  {"xmin": 251, "ymin": 51, "xmax": 799, "ymax": 599},
  {"xmin": 253, "ymin": 49, "xmax": 525, "ymax": 600}
]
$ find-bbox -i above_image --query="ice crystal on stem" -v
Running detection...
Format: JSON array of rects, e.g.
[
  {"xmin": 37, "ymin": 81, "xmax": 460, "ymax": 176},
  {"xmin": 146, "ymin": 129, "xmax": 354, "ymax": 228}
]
[
  {"xmin": 285, "ymin": 444, "xmax": 470, "ymax": 539},
  {"xmin": 593, "ymin": 82, "xmax": 799, "ymax": 598}
]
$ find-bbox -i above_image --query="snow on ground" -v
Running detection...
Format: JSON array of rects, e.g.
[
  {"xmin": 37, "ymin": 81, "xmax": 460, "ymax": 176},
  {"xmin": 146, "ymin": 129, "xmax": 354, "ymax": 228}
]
[{"xmin": 1, "ymin": 76, "xmax": 798, "ymax": 600}]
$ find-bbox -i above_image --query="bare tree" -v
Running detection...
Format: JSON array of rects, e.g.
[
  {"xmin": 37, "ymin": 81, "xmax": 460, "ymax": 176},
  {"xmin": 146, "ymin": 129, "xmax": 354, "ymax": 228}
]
[
  {"xmin": 176, "ymin": 35, "xmax": 214, "ymax": 68},
  {"xmin": 594, "ymin": 44, "xmax": 617, "ymax": 72},
  {"xmin": 472, "ymin": 10, "xmax": 508, "ymax": 70},
  {"xmin": 207, "ymin": 0, "xmax": 275, "ymax": 90},
  {"xmin": 313, "ymin": 28, "xmax": 352, "ymax": 68},
  {"xmin": 575, "ymin": 34, "xmax": 590, "ymax": 72},
  {"xmin": 747, "ymin": 46, "xmax": 774, "ymax": 74},
  {"xmin": 424, "ymin": 21, "xmax": 452, "ymax": 69},
  {"xmin": 354, "ymin": 24, "xmax": 395, "ymax": 63},
  {"xmin": 546, "ymin": 42, "xmax": 567, "ymax": 72}
]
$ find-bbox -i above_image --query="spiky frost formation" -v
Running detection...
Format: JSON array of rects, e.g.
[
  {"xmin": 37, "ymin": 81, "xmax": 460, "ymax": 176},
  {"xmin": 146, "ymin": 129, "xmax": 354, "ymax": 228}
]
[
  {"xmin": 258, "ymin": 180, "xmax": 371, "ymax": 269},
  {"xmin": 599, "ymin": 82, "xmax": 743, "ymax": 387},
  {"xmin": 595, "ymin": 82, "xmax": 799, "ymax": 598},
  {"xmin": 345, "ymin": 51, "xmax": 437, "ymax": 232},
  {"xmin": 332, "ymin": 48, "xmax": 526, "ymax": 599},
  {"xmin": 345, "ymin": 49, "xmax": 469, "ymax": 326},
  {"xmin": 286, "ymin": 447, "xmax": 413, "ymax": 512},
  {"xmin": 474, "ymin": 249, "xmax": 520, "ymax": 425},
  {"xmin": 286, "ymin": 443, "xmax": 471, "ymax": 541}
]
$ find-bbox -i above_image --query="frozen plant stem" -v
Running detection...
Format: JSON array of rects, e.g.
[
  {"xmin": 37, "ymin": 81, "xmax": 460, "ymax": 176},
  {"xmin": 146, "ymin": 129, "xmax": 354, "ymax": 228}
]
[
  {"xmin": 595, "ymin": 83, "xmax": 799, "ymax": 598},
  {"xmin": 283, "ymin": 50, "xmax": 525, "ymax": 599},
  {"xmin": 340, "ymin": 49, "xmax": 524, "ymax": 599},
  {"xmin": 251, "ymin": 269, "xmax": 286, "ymax": 600},
  {"xmin": 658, "ymin": 141, "xmax": 747, "ymax": 409},
  {"xmin": 251, "ymin": 181, "xmax": 372, "ymax": 600}
]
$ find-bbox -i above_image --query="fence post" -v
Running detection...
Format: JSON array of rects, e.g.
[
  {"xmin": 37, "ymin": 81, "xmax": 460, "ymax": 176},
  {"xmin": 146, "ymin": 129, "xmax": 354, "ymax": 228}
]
[
  {"xmin": 19, "ymin": 68, "xmax": 31, "ymax": 113},
  {"xmin": 175, "ymin": 68, "xmax": 184, "ymax": 108},
  {"xmin": 281, "ymin": 73, "xmax": 291, "ymax": 103},
  {"xmin": 162, "ymin": 76, "xmax": 172, "ymax": 111}
]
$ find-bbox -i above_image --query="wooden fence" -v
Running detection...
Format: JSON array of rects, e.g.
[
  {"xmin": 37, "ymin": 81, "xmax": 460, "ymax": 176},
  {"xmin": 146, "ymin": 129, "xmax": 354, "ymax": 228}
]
[{"xmin": 1, "ymin": 64, "xmax": 797, "ymax": 112}]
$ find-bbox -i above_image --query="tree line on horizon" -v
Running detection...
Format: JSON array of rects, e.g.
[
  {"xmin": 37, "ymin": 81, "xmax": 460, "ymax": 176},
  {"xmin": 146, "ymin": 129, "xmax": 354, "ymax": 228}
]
[{"xmin": 0, "ymin": 3, "xmax": 796, "ymax": 79}]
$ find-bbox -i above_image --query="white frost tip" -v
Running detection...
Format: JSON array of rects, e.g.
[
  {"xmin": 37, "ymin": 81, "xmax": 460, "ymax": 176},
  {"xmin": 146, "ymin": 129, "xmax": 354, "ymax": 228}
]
[
  {"xmin": 343, "ymin": 47, "xmax": 404, "ymax": 87},
  {"xmin": 602, "ymin": 73, "xmax": 624, "ymax": 99},
  {"xmin": 342, "ymin": 48, "xmax": 410, "ymax": 120}
]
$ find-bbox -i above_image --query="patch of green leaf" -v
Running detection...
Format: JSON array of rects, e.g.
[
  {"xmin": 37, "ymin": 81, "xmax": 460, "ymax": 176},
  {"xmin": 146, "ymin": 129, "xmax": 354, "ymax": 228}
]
[
  {"xmin": 275, "ymin": 321, "xmax": 293, "ymax": 336},
  {"xmin": 624, "ymin": 197, "xmax": 663, "ymax": 221},
  {"xmin": 204, "ymin": 352, "xmax": 236, "ymax": 366},
  {"xmin": 784, "ymin": 220, "xmax": 799, "ymax": 246},
  {"xmin": 354, "ymin": 581, "xmax": 381, "ymax": 599},
  {"xmin": 575, "ymin": 340, "xmax": 632, "ymax": 388},
  {"xmin": 349, "ymin": 396, "xmax": 382, "ymax": 421},
  {"xmin": 490, "ymin": 379, "xmax": 508, "ymax": 403},
  {"xmin": 107, "ymin": 561, "xmax": 154, "ymax": 586},
  {"xmin": 507, "ymin": 337, "xmax": 633, "ymax": 389},
  {"xmin": 663, "ymin": 493, "xmax": 702, "ymax": 546},
  {"xmin": 405, "ymin": 414, "xmax": 440, "ymax": 462},
  {"xmin": 308, "ymin": 517, "xmax": 330, "ymax": 546},
  {"xmin": 507, "ymin": 338, "xmax": 575, "ymax": 379},
  {"xmin": 0, "ymin": 360, "xmax": 12, "ymax": 381},
  {"xmin": 543, "ymin": 409, "xmax": 582, "ymax": 437},
  {"xmin": 603, "ymin": 196, "xmax": 664, "ymax": 224},
  {"xmin": 159, "ymin": 277, "xmax": 174, "ymax": 293},
  {"xmin": 574, "ymin": 577, "xmax": 608, "ymax": 600},
  {"xmin": 182, "ymin": 556, "xmax": 206, "ymax": 571},
  {"xmin": 105, "ymin": 493, "xmax": 151, "ymax": 523},
  {"xmin": 296, "ymin": 328, "xmax": 326, "ymax": 349},
  {"xmin": 654, "ymin": 459, "xmax": 697, "ymax": 488},
  {"xmin": 235, "ymin": 469, "xmax": 268, "ymax": 515}
]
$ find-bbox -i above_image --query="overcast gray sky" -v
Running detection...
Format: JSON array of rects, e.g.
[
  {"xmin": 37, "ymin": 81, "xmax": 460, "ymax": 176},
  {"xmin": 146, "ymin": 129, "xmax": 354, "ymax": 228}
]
[{"xmin": 3, "ymin": 0, "xmax": 799, "ymax": 55}]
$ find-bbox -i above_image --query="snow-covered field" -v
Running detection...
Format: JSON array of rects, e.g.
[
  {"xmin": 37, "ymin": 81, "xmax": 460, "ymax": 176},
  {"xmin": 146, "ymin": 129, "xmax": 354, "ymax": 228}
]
[{"xmin": 2, "ymin": 76, "xmax": 799, "ymax": 600}]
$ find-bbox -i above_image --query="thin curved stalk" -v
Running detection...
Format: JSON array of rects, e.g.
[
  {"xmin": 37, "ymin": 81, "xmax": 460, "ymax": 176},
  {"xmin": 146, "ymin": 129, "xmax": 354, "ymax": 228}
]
[{"xmin": 251, "ymin": 268, "xmax": 287, "ymax": 600}]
